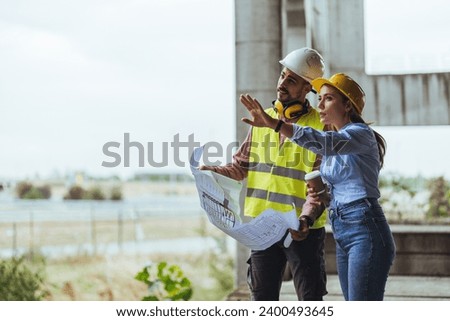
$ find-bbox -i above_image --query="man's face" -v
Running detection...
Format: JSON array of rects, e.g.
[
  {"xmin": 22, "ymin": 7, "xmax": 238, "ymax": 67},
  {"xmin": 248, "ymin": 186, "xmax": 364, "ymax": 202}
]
[{"xmin": 276, "ymin": 67, "xmax": 311, "ymax": 103}]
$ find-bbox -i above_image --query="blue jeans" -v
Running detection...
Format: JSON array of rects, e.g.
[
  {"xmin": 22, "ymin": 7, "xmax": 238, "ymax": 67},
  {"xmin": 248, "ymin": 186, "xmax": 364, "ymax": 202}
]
[{"xmin": 329, "ymin": 198, "xmax": 396, "ymax": 301}]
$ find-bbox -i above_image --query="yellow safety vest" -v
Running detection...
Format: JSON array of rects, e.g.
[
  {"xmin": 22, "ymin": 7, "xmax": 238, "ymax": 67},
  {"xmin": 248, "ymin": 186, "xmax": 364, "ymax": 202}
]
[{"xmin": 245, "ymin": 107, "xmax": 326, "ymax": 228}]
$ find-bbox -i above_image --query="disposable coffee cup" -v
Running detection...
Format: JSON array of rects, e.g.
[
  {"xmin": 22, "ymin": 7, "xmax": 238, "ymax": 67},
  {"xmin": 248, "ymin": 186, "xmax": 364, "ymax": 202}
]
[{"xmin": 304, "ymin": 170, "xmax": 326, "ymax": 195}]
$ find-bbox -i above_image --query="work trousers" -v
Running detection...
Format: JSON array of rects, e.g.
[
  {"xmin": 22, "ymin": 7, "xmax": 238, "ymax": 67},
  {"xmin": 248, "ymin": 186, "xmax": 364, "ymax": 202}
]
[{"xmin": 247, "ymin": 227, "xmax": 327, "ymax": 301}]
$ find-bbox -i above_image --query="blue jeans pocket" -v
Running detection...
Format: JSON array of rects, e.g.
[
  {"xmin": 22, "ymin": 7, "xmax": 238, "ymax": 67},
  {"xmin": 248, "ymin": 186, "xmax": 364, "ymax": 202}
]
[{"xmin": 339, "ymin": 204, "xmax": 369, "ymax": 224}]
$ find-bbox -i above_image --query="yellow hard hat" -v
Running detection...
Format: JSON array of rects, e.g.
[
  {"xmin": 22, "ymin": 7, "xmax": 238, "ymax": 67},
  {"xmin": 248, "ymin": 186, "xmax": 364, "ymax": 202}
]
[{"xmin": 311, "ymin": 73, "xmax": 365, "ymax": 115}]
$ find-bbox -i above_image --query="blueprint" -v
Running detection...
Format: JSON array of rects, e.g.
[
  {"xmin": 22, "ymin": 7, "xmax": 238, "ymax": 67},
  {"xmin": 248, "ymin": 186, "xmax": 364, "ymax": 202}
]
[{"xmin": 190, "ymin": 146, "xmax": 299, "ymax": 250}]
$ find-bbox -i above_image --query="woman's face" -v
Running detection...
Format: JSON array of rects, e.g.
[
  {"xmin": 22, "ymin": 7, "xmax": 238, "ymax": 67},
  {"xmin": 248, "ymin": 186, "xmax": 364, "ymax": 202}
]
[{"xmin": 317, "ymin": 85, "xmax": 351, "ymax": 129}]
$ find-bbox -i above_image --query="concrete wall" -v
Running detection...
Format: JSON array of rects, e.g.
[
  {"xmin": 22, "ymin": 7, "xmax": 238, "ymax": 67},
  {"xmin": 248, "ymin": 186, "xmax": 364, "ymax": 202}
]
[
  {"xmin": 305, "ymin": 0, "xmax": 450, "ymax": 126},
  {"xmin": 324, "ymin": 226, "xmax": 450, "ymax": 276},
  {"xmin": 366, "ymin": 73, "xmax": 450, "ymax": 125}
]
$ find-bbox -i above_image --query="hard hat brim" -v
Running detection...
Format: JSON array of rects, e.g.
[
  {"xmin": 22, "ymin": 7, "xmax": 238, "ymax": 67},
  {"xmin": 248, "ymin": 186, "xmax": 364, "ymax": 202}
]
[
  {"xmin": 279, "ymin": 61, "xmax": 314, "ymax": 83},
  {"xmin": 311, "ymin": 78, "xmax": 360, "ymax": 112}
]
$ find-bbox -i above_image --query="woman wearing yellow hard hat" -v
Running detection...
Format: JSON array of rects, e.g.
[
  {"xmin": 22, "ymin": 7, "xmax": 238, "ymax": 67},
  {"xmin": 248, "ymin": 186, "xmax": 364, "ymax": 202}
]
[{"xmin": 239, "ymin": 73, "xmax": 396, "ymax": 301}]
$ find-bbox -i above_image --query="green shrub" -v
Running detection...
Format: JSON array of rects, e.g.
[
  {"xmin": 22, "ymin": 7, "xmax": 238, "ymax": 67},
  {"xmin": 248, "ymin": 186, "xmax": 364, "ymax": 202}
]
[
  {"xmin": 427, "ymin": 176, "xmax": 450, "ymax": 218},
  {"xmin": 23, "ymin": 187, "xmax": 45, "ymax": 199},
  {"xmin": 37, "ymin": 185, "xmax": 51, "ymax": 199},
  {"xmin": 135, "ymin": 262, "xmax": 192, "ymax": 301},
  {"xmin": 0, "ymin": 256, "xmax": 48, "ymax": 301},
  {"xmin": 64, "ymin": 185, "xmax": 120, "ymax": 201},
  {"xmin": 16, "ymin": 182, "xmax": 33, "ymax": 198},
  {"xmin": 378, "ymin": 174, "xmax": 429, "ymax": 222},
  {"xmin": 15, "ymin": 182, "xmax": 51, "ymax": 200}
]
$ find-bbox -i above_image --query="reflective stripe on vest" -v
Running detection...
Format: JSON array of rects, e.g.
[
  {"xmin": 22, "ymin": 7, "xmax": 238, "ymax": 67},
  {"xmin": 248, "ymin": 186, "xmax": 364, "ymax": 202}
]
[
  {"xmin": 246, "ymin": 188, "xmax": 306, "ymax": 209},
  {"xmin": 247, "ymin": 162, "xmax": 306, "ymax": 181},
  {"xmin": 244, "ymin": 107, "xmax": 326, "ymax": 228}
]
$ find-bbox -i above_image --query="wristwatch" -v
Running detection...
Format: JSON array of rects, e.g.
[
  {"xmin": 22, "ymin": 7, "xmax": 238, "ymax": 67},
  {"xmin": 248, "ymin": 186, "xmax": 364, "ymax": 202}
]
[
  {"xmin": 300, "ymin": 216, "xmax": 313, "ymax": 227},
  {"xmin": 274, "ymin": 119, "xmax": 285, "ymax": 132}
]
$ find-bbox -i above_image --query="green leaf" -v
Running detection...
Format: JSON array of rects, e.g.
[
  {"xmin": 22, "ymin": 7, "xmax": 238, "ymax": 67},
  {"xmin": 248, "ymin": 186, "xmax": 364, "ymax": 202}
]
[
  {"xmin": 134, "ymin": 268, "xmax": 151, "ymax": 285},
  {"xmin": 136, "ymin": 261, "xmax": 193, "ymax": 301}
]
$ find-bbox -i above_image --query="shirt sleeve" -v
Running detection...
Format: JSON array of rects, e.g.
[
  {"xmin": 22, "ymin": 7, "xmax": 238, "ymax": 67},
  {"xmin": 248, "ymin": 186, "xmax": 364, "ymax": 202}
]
[
  {"xmin": 207, "ymin": 129, "xmax": 252, "ymax": 181},
  {"xmin": 290, "ymin": 123, "xmax": 376, "ymax": 156}
]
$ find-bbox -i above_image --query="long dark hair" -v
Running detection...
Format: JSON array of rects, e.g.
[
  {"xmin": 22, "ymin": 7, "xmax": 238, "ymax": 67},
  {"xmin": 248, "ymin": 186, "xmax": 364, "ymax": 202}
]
[{"xmin": 349, "ymin": 110, "xmax": 386, "ymax": 168}]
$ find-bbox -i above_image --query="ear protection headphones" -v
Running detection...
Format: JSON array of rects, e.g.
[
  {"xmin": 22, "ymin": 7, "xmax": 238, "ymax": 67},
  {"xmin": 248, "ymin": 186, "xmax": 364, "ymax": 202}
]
[{"xmin": 273, "ymin": 99, "xmax": 310, "ymax": 119}]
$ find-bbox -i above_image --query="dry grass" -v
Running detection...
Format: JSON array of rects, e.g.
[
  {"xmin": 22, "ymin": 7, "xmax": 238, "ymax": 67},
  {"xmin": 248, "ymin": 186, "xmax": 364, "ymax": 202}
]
[
  {"xmin": 41, "ymin": 252, "xmax": 233, "ymax": 301},
  {"xmin": 43, "ymin": 254, "xmax": 148, "ymax": 301},
  {"xmin": 1, "ymin": 214, "xmax": 233, "ymax": 301}
]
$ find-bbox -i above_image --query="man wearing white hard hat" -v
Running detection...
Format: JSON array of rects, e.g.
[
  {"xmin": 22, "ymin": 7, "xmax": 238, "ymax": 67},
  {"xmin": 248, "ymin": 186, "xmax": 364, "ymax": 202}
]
[{"xmin": 201, "ymin": 48, "xmax": 328, "ymax": 301}]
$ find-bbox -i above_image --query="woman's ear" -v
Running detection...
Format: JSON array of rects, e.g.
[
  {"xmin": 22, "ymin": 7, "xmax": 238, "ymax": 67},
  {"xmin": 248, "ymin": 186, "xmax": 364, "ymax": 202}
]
[{"xmin": 345, "ymin": 101, "xmax": 353, "ymax": 112}]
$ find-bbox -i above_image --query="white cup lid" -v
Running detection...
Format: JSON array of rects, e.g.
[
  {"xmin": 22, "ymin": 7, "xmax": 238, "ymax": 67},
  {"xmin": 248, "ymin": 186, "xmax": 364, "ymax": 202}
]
[{"xmin": 304, "ymin": 170, "xmax": 321, "ymax": 180}]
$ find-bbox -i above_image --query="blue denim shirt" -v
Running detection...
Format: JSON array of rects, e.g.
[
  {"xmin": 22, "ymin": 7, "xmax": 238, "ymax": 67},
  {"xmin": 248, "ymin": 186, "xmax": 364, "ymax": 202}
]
[{"xmin": 291, "ymin": 123, "xmax": 381, "ymax": 208}]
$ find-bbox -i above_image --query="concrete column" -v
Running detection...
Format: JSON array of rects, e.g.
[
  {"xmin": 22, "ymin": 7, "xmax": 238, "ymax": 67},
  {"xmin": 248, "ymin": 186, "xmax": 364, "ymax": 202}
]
[
  {"xmin": 305, "ymin": 0, "xmax": 377, "ymax": 120},
  {"xmin": 281, "ymin": 0, "xmax": 307, "ymax": 57},
  {"xmin": 304, "ymin": 0, "xmax": 330, "ymax": 74},
  {"xmin": 235, "ymin": 0, "xmax": 282, "ymax": 143},
  {"xmin": 234, "ymin": 0, "xmax": 282, "ymax": 287},
  {"xmin": 326, "ymin": 0, "xmax": 365, "ymax": 75},
  {"xmin": 306, "ymin": 0, "xmax": 365, "ymax": 76}
]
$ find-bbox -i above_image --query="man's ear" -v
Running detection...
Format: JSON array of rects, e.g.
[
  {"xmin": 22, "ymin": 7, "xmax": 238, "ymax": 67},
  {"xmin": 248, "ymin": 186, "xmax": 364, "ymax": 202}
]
[{"xmin": 304, "ymin": 83, "xmax": 313, "ymax": 95}]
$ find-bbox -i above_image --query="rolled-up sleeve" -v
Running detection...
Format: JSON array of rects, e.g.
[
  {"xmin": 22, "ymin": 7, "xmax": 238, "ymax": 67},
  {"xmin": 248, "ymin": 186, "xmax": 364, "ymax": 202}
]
[
  {"xmin": 291, "ymin": 123, "xmax": 375, "ymax": 156},
  {"xmin": 207, "ymin": 130, "xmax": 251, "ymax": 181}
]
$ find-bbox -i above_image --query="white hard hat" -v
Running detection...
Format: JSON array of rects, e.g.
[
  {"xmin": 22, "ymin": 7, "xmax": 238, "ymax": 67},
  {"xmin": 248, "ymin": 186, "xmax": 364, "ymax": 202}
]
[{"xmin": 279, "ymin": 47, "xmax": 325, "ymax": 83}]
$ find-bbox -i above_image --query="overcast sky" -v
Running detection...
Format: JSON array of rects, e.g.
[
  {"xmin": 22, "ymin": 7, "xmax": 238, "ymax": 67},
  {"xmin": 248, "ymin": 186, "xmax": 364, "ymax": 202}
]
[
  {"xmin": 1, "ymin": 0, "xmax": 449, "ymax": 180},
  {"xmin": 0, "ymin": 0, "xmax": 235, "ymax": 180},
  {"xmin": 365, "ymin": 0, "xmax": 450, "ymax": 74}
]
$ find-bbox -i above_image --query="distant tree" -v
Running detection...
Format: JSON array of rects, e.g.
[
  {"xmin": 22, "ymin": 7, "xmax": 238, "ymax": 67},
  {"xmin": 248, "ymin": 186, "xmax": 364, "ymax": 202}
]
[
  {"xmin": 37, "ymin": 185, "xmax": 51, "ymax": 199},
  {"xmin": 85, "ymin": 186, "xmax": 105, "ymax": 200},
  {"xmin": 64, "ymin": 185, "xmax": 115, "ymax": 201},
  {"xmin": 16, "ymin": 182, "xmax": 33, "ymax": 198},
  {"xmin": 110, "ymin": 186, "xmax": 123, "ymax": 201},
  {"xmin": 64, "ymin": 185, "xmax": 85, "ymax": 200}
]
